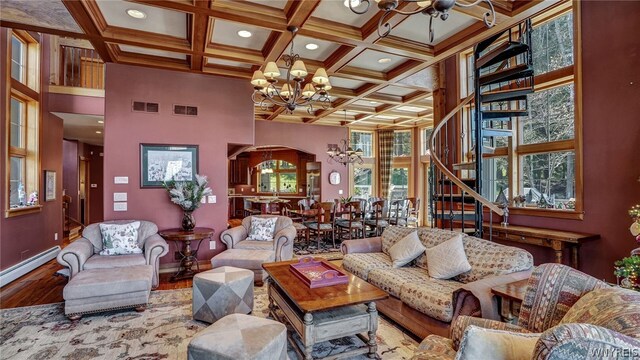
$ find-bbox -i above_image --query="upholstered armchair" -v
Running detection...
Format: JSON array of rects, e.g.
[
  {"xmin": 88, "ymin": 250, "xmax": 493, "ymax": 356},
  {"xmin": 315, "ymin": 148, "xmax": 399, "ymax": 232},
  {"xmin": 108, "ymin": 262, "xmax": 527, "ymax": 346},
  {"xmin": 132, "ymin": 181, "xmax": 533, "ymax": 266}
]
[
  {"xmin": 413, "ymin": 263, "xmax": 640, "ymax": 359},
  {"xmin": 220, "ymin": 215, "xmax": 296, "ymax": 261},
  {"xmin": 57, "ymin": 220, "xmax": 169, "ymax": 288}
]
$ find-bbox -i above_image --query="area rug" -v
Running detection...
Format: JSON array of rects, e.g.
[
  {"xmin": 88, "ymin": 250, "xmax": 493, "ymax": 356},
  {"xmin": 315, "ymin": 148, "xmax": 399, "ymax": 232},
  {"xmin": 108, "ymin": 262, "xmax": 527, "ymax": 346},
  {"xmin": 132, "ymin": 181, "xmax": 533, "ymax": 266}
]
[{"xmin": 0, "ymin": 286, "xmax": 418, "ymax": 359}]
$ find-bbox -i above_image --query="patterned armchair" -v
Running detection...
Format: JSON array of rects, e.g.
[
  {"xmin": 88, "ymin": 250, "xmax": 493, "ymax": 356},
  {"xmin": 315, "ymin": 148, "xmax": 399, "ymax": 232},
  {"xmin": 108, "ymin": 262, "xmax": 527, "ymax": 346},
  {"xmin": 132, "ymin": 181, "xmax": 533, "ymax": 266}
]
[
  {"xmin": 220, "ymin": 215, "xmax": 296, "ymax": 261},
  {"xmin": 56, "ymin": 220, "xmax": 169, "ymax": 289},
  {"xmin": 413, "ymin": 263, "xmax": 640, "ymax": 360}
]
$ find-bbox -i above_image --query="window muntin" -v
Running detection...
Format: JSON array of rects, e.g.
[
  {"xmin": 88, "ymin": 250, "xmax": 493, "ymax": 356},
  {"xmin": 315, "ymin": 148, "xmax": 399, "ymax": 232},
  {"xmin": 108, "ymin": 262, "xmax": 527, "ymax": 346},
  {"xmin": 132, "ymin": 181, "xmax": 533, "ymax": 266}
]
[
  {"xmin": 532, "ymin": 12, "xmax": 574, "ymax": 75},
  {"xmin": 351, "ymin": 131, "xmax": 373, "ymax": 158},
  {"xmin": 521, "ymin": 151, "xmax": 576, "ymax": 209},
  {"xmin": 521, "ymin": 84, "xmax": 575, "ymax": 145},
  {"xmin": 11, "ymin": 35, "xmax": 26, "ymax": 83},
  {"xmin": 393, "ymin": 130, "xmax": 411, "ymax": 157}
]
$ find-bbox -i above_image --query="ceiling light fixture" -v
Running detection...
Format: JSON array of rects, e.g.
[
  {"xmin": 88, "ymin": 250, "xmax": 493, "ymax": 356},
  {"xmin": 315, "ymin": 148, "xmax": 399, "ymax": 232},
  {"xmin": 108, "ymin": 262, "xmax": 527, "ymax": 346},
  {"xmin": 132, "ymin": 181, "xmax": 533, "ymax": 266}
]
[
  {"xmin": 237, "ymin": 30, "xmax": 252, "ymax": 38},
  {"xmin": 344, "ymin": 0, "xmax": 363, "ymax": 8},
  {"xmin": 126, "ymin": 9, "xmax": 147, "ymax": 19},
  {"xmin": 347, "ymin": 0, "xmax": 496, "ymax": 43},
  {"xmin": 327, "ymin": 111, "xmax": 364, "ymax": 166},
  {"xmin": 98, "ymin": 120, "xmax": 104, "ymax": 124},
  {"xmin": 251, "ymin": 26, "xmax": 331, "ymax": 114},
  {"xmin": 378, "ymin": 57, "xmax": 392, "ymax": 64},
  {"xmin": 305, "ymin": 43, "xmax": 319, "ymax": 50},
  {"xmin": 96, "ymin": 131, "xmax": 102, "ymax": 134}
]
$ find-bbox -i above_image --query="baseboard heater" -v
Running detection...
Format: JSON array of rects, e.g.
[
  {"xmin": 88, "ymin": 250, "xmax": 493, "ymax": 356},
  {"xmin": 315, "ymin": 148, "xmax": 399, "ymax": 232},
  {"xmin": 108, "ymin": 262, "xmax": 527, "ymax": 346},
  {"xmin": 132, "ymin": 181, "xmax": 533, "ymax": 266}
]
[{"xmin": 0, "ymin": 246, "xmax": 61, "ymax": 287}]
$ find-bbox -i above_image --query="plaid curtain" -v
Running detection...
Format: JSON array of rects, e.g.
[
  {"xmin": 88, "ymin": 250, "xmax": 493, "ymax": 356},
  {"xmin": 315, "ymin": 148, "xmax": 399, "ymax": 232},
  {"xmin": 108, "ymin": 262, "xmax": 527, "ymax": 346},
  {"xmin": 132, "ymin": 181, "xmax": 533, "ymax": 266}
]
[{"xmin": 378, "ymin": 130, "xmax": 394, "ymax": 198}]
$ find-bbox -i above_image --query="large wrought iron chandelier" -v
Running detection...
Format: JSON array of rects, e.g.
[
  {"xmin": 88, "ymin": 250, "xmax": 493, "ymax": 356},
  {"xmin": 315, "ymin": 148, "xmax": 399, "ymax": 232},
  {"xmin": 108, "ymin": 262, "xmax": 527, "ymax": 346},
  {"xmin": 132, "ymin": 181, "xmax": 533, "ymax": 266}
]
[
  {"xmin": 327, "ymin": 111, "xmax": 365, "ymax": 166},
  {"xmin": 347, "ymin": 0, "xmax": 496, "ymax": 43},
  {"xmin": 251, "ymin": 26, "xmax": 332, "ymax": 113}
]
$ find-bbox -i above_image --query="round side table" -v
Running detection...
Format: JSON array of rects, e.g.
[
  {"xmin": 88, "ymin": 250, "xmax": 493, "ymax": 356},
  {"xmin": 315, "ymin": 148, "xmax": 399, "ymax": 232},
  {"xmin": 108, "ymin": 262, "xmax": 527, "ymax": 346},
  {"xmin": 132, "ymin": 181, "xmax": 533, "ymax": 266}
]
[{"xmin": 159, "ymin": 227, "xmax": 214, "ymax": 282}]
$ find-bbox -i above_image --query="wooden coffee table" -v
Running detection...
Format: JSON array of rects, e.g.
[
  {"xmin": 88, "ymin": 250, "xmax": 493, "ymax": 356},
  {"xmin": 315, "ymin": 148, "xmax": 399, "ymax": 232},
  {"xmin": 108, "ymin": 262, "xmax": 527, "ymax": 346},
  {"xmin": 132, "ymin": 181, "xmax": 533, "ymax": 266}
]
[{"xmin": 263, "ymin": 259, "xmax": 388, "ymax": 360}]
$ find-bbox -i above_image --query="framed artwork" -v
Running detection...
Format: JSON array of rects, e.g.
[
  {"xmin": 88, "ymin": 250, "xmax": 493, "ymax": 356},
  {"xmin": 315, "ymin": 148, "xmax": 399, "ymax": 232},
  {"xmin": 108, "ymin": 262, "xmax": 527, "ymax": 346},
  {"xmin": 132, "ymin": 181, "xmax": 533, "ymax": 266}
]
[
  {"xmin": 44, "ymin": 170, "xmax": 56, "ymax": 201},
  {"xmin": 140, "ymin": 144, "xmax": 198, "ymax": 188}
]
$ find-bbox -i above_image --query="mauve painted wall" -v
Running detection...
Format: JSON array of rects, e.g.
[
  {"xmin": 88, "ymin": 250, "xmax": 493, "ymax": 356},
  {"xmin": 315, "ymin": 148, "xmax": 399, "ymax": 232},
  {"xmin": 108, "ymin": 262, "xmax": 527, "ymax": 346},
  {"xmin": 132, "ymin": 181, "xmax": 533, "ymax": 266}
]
[
  {"xmin": 103, "ymin": 63, "xmax": 254, "ymax": 263},
  {"xmin": 49, "ymin": 93, "xmax": 104, "ymax": 116},
  {"xmin": 255, "ymin": 121, "xmax": 348, "ymax": 201},
  {"xmin": 503, "ymin": 1, "xmax": 640, "ymax": 281},
  {"xmin": 0, "ymin": 32, "xmax": 63, "ymax": 271}
]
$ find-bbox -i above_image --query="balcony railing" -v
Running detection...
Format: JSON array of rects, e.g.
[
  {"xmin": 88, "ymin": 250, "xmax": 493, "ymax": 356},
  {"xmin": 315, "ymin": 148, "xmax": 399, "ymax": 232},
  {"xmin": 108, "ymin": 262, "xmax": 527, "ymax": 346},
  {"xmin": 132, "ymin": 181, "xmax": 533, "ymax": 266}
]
[{"xmin": 60, "ymin": 45, "xmax": 104, "ymax": 89}]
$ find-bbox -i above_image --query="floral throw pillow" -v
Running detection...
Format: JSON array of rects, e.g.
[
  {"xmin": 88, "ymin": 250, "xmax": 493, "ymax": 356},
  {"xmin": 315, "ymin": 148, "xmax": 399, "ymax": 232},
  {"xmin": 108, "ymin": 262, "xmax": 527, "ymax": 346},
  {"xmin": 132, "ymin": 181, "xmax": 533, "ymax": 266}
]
[
  {"xmin": 247, "ymin": 217, "xmax": 278, "ymax": 241},
  {"xmin": 99, "ymin": 221, "xmax": 142, "ymax": 255}
]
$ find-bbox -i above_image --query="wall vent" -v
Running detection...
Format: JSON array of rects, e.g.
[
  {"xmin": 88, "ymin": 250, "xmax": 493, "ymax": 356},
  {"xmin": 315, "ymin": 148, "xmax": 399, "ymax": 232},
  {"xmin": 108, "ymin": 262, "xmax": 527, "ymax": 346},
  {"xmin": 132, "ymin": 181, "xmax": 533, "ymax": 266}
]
[
  {"xmin": 132, "ymin": 101, "xmax": 159, "ymax": 113},
  {"xmin": 173, "ymin": 104, "xmax": 198, "ymax": 116}
]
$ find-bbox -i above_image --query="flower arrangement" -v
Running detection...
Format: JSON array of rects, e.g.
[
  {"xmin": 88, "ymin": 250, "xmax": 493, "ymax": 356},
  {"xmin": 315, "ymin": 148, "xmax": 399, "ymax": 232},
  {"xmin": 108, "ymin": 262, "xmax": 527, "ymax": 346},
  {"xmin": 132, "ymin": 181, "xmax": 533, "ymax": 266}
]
[
  {"xmin": 163, "ymin": 174, "xmax": 212, "ymax": 211},
  {"xmin": 614, "ymin": 204, "xmax": 640, "ymax": 291}
]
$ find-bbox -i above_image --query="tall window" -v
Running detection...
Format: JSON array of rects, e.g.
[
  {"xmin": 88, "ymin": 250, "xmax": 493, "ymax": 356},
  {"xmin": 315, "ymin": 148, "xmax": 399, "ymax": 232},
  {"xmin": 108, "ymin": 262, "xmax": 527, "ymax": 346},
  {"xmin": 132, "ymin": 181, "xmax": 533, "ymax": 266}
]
[
  {"xmin": 350, "ymin": 130, "xmax": 375, "ymax": 199},
  {"xmin": 393, "ymin": 130, "xmax": 411, "ymax": 157},
  {"xmin": 420, "ymin": 127, "xmax": 434, "ymax": 155},
  {"xmin": 390, "ymin": 167, "xmax": 409, "ymax": 200},
  {"xmin": 473, "ymin": 6, "xmax": 581, "ymax": 215},
  {"xmin": 351, "ymin": 131, "xmax": 373, "ymax": 157},
  {"xmin": 258, "ymin": 160, "xmax": 297, "ymax": 194},
  {"xmin": 7, "ymin": 31, "xmax": 40, "ymax": 216}
]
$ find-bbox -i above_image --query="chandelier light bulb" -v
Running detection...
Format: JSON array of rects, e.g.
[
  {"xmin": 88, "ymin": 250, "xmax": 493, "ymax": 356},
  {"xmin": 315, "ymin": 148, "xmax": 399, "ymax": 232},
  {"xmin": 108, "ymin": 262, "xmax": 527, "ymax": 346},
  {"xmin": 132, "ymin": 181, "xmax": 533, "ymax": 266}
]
[
  {"xmin": 290, "ymin": 60, "xmax": 308, "ymax": 78},
  {"xmin": 280, "ymin": 83, "xmax": 292, "ymax": 98}
]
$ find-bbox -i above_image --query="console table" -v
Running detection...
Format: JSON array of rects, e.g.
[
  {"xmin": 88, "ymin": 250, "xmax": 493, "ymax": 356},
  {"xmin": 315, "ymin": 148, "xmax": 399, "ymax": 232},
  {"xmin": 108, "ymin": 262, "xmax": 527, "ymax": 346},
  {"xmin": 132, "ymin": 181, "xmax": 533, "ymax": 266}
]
[
  {"xmin": 491, "ymin": 279, "xmax": 528, "ymax": 323},
  {"xmin": 482, "ymin": 223, "xmax": 599, "ymax": 269},
  {"xmin": 159, "ymin": 227, "xmax": 214, "ymax": 281}
]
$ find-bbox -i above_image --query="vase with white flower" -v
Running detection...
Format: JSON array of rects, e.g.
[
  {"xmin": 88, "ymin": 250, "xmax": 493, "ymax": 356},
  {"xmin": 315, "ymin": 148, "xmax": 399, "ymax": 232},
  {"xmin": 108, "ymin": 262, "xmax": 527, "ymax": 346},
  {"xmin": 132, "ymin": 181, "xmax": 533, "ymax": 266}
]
[{"xmin": 163, "ymin": 174, "xmax": 212, "ymax": 231}]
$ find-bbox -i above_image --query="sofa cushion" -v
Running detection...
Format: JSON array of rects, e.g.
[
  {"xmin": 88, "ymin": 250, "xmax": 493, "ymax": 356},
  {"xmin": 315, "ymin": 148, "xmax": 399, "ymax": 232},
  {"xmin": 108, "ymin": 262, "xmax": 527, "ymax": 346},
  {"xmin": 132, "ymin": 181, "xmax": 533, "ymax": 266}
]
[
  {"xmin": 342, "ymin": 252, "xmax": 393, "ymax": 281},
  {"xmin": 425, "ymin": 234, "xmax": 471, "ymax": 279},
  {"xmin": 83, "ymin": 254, "xmax": 146, "ymax": 270},
  {"xmin": 560, "ymin": 287, "xmax": 640, "ymax": 338},
  {"xmin": 248, "ymin": 217, "xmax": 278, "ymax": 241},
  {"xmin": 454, "ymin": 236, "xmax": 533, "ymax": 284},
  {"xmin": 234, "ymin": 240, "xmax": 274, "ymax": 252},
  {"xmin": 242, "ymin": 215, "xmax": 293, "ymax": 236},
  {"xmin": 83, "ymin": 220, "xmax": 157, "ymax": 253},
  {"xmin": 400, "ymin": 279, "xmax": 462, "ymax": 322},
  {"xmin": 98, "ymin": 221, "xmax": 142, "ymax": 256},
  {"xmin": 381, "ymin": 226, "xmax": 417, "ymax": 255},
  {"xmin": 388, "ymin": 231, "xmax": 426, "ymax": 268},
  {"xmin": 367, "ymin": 267, "xmax": 429, "ymax": 298},
  {"xmin": 456, "ymin": 325, "xmax": 539, "ymax": 360},
  {"xmin": 415, "ymin": 228, "xmax": 469, "ymax": 270}
]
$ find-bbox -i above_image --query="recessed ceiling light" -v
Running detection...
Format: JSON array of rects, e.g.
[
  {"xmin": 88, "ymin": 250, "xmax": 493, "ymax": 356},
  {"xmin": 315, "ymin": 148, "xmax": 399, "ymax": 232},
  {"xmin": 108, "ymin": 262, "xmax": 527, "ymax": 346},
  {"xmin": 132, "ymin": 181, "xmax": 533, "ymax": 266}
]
[
  {"xmin": 126, "ymin": 9, "xmax": 147, "ymax": 19},
  {"xmin": 305, "ymin": 43, "xmax": 319, "ymax": 50},
  {"xmin": 369, "ymin": 101, "xmax": 378, "ymax": 105},
  {"xmin": 343, "ymin": 0, "xmax": 362, "ymax": 8},
  {"xmin": 378, "ymin": 58, "xmax": 392, "ymax": 64},
  {"xmin": 98, "ymin": 120, "xmax": 104, "ymax": 124},
  {"xmin": 96, "ymin": 131, "xmax": 102, "ymax": 134},
  {"xmin": 237, "ymin": 30, "xmax": 253, "ymax": 38}
]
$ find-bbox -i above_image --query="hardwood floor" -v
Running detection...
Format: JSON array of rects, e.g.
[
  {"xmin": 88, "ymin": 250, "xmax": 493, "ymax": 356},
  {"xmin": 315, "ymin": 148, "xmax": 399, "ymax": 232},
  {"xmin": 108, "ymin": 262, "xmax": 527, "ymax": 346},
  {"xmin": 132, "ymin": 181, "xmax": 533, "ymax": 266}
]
[{"xmin": 0, "ymin": 237, "xmax": 199, "ymax": 309}]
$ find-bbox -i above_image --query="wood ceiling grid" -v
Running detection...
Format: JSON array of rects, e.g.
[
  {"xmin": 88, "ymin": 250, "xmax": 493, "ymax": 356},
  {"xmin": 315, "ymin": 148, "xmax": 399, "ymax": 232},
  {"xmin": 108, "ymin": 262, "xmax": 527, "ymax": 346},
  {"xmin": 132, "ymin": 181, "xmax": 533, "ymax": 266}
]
[{"xmin": 10, "ymin": 0, "xmax": 563, "ymax": 129}]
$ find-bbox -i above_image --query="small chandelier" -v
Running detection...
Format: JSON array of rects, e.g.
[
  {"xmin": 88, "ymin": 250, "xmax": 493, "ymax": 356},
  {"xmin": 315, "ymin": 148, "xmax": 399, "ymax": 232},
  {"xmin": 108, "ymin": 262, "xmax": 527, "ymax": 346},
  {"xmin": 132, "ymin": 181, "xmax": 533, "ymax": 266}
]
[
  {"xmin": 327, "ymin": 111, "xmax": 365, "ymax": 166},
  {"xmin": 251, "ymin": 26, "xmax": 332, "ymax": 114},
  {"xmin": 347, "ymin": 0, "xmax": 496, "ymax": 43}
]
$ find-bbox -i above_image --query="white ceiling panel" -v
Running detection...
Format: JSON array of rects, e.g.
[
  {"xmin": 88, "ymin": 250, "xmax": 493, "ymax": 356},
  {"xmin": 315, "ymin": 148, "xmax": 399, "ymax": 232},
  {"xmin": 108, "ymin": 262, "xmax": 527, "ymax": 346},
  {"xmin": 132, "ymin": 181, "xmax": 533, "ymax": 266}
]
[
  {"xmin": 348, "ymin": 49, "xmax": 406, "ymax": 72},
  {"xmin": 291, "ymin": 35, "xmax": 341, "ymax": 62},
  {"xmin": 352, "ymin": 100, "xmax": 378, "ymax": 107},
  {"xmin": 312, "ymin": 0, "xmax": 377, "ymax": 27},
  {"xmin": 211, "ymin": 20, "xmax": 271, "ymax": 50},
  {"xmin": 329, "ymin": 76, "xmax": 366, "ymax": 90},
  {"xmin": 206, "ymin": 57, "xmax": 253, "ymax": 69},
  {"xmin": 392, "ymin": 11, "xmax": 477, "ymax": 45},
  {"xmin": 120, "ymin": 44, "xmax": 186, "ymax": 60},
  {"xmin": 377, "ymin": 85, "xmax": 415, "ymax": 96},
  {"xmin": 396, "ymin": 105, "xmax": 426, "ymax": 112},
  {"xmin": 96, "ymin": 0, "xmax": 187, "ymax": 38},
  {"xmin": 245, "ymin": 0, "xmax": 288, "ymax": 9}
]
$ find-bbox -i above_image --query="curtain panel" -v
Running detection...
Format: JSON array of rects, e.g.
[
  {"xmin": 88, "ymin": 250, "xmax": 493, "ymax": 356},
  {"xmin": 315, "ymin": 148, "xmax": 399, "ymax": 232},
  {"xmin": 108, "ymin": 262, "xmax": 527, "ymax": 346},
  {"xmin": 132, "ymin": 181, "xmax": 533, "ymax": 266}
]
[{"xmin": 378, "ymin": 130, "xmax": 394, "ymax": 198}]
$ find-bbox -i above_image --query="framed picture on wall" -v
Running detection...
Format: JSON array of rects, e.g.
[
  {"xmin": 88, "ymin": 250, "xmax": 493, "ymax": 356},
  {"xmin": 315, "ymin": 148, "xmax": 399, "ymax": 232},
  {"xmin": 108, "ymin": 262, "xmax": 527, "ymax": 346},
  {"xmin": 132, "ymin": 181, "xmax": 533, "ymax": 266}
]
[
  {"xmin": 140, "ymin": 144, "xmax": 199, "ymax": 188},
  {"xmin": 44, "ymin": 170, "xmax": 56, "ymax": 201}
]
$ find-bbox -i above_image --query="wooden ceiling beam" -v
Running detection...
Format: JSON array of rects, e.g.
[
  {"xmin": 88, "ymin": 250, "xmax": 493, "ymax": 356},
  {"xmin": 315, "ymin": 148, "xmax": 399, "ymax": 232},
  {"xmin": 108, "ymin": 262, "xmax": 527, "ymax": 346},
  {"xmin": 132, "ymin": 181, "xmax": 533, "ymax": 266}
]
[
  {"xmin": 190, "ymin": 1, "xmax": 211, "ymax": 71},
  {"xmin": 61, "ymin": 0, "xmax": 113, "ymax": 61},
  {"xmin": 205, "ymin": 44, "xmax": 264, "ymax": 64}
]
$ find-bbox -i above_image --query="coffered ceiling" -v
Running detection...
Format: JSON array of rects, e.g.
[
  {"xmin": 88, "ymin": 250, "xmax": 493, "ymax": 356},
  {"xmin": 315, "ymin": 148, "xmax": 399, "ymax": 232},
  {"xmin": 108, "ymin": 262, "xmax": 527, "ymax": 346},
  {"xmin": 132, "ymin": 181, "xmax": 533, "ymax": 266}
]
[{"xmin": 0, "ymin": 0, "xmax": 560, "ymax": 129}]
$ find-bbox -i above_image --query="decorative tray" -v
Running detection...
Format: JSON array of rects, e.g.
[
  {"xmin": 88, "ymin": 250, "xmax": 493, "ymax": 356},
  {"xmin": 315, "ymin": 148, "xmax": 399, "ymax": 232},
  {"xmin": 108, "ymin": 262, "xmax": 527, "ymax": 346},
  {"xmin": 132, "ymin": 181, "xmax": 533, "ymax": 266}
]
[{"xmin": 289, "ymin": 257, "xmax": 349, "ymax": 288}]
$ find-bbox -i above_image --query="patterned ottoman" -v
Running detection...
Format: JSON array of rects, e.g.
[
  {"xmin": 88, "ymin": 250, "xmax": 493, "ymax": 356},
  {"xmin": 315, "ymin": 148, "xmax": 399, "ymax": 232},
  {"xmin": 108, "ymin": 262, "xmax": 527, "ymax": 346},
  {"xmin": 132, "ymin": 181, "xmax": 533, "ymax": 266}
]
[
  {"xmin": 192, "ymin": 266, "xmax": 254, "ymax": 324},
  {"xmin": 188, "ymin": 313, "xmax": 287, "ymax": 360}
]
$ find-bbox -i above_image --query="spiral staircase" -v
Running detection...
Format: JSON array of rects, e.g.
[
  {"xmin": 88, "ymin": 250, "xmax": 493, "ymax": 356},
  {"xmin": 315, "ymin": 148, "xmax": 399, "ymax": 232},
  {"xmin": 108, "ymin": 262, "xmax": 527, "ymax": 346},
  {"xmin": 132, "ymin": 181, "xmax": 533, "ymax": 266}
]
[{"xmin": 429, "ymin": 19, "xmax": 534, "ymax": 237}]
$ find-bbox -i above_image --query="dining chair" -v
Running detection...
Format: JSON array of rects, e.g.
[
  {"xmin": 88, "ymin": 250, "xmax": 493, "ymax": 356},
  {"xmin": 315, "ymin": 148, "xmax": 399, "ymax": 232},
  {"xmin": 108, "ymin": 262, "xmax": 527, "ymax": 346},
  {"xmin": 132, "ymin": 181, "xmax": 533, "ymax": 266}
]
[
  {"xmin": 388, "ymin": 198, "xmax": 410, "ymax": 227},
  {"xmin": 407, "ymin": 198, "xmax": 420, "ymax": 227},
  {"xmin": 336, "ymin": 201, "xmax": 365, "ymax": 240},
  {"xmin": 305, "ymin": 202, "xmax": 335, "ymax": 250},
  {"xmin": 364, "ymin": 200, "xmax": 388, "ymax": 236},
  {"xmin": 281, "ymin": 202, "xmax": 308, "ymax": 248}
]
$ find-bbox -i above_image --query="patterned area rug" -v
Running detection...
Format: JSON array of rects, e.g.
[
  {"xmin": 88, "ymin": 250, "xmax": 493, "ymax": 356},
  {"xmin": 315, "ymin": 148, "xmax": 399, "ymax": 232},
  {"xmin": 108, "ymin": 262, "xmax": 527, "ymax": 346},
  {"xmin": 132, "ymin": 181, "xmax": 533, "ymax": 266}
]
[{"xmin": 1, "ymin": 287, "xmax": 417, "ymax": 359}]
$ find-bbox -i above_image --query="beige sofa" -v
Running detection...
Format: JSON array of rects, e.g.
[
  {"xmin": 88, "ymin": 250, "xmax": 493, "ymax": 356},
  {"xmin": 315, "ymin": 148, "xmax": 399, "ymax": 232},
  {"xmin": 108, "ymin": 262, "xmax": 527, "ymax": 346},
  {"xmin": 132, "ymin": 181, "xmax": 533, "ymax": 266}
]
[{"xmin": 341, "ymin": 226, "xmax": 533, "ymax": 339}]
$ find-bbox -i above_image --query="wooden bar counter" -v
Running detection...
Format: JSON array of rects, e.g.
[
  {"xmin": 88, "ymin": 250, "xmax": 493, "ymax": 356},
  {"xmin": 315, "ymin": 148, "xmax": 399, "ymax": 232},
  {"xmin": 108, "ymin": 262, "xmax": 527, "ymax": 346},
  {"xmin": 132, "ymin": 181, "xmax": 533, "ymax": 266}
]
[{"xmin": 482, "ymin": 223, "xmax": 599, "ymax": 269}]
